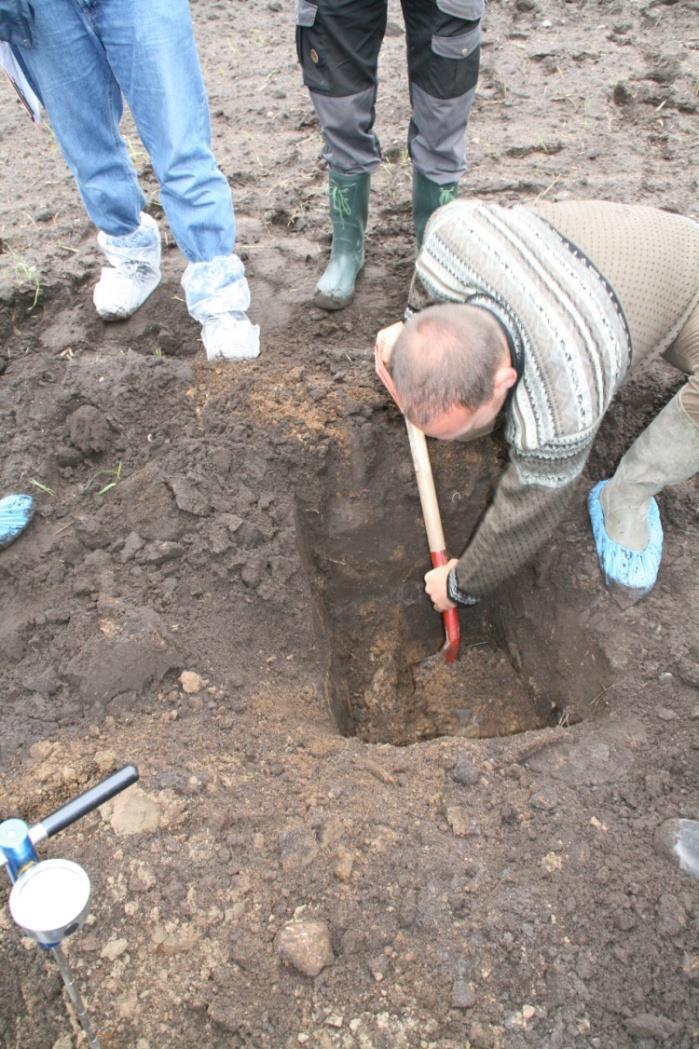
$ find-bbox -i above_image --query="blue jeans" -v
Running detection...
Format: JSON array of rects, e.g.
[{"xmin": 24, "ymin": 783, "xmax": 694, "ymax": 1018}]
[{"xmin": 15, "ymin": 0, "xmax": 235, "ymax": 262}]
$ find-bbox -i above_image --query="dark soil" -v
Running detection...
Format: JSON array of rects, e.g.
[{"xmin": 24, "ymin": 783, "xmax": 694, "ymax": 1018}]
[{"xmin": 1, "ymin": 2, "xmax": 698, "ymax": 1047}]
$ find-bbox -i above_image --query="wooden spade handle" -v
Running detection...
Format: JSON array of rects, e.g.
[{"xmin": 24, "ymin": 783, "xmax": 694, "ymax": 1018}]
[
  {"xmin": 405, "ymin": 418, "xmax": 446, "ymax": 554},
  {"xmin": 405, "ymin": 418, "xmax": 461, "ymax": 663}
]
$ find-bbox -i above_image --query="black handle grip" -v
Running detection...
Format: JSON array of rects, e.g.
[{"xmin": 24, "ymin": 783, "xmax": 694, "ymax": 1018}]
[{"xmin": 39, "ymin": 765, "xmax": 139, "ymax": 839}]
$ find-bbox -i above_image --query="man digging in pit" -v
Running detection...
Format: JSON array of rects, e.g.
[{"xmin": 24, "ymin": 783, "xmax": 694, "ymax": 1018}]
[{"xmin": 375, "ymin": 199, "xmax": 699, "ymax": 611}]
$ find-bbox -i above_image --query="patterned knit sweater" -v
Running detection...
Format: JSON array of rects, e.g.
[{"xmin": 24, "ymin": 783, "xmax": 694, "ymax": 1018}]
[{"xmin": 409, "ymin": 198, "xmax": 699, "ymax": 597}]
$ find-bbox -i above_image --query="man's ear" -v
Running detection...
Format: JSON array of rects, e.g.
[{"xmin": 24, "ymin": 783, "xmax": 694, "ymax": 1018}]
[
  {"xmin": 493, "ymin": 365, "xmax": 518, "ymax": 397},
  {"xmin": 375, "ymin": 342, "xmax": 403, "ymax": 410}
]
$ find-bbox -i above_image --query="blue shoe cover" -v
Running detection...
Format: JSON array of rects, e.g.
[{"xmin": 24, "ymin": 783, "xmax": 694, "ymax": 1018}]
[
  {"xmin": 587, "ymin": 480, "xmax": 663, "ymax": 595},
  {"xmin": 0, "ymin": 493, "xmax": 35, "ymax": 549}
]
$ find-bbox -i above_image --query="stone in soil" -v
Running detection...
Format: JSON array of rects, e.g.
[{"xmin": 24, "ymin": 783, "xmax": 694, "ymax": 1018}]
[{"xmin": 275, "ymin": 919, "xmax": 334, "ymax": 977}]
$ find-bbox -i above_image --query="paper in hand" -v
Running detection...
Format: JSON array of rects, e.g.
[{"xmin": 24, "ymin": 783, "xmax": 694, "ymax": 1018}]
[{"xmin": 0, "ymin": 41, "xmax": 41, "ymax": 124}]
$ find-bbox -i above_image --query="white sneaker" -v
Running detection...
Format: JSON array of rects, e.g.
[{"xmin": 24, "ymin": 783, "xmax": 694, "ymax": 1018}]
[
  {"xmin": 93, "ymin": 212, "xmax": 161, "ymax": 321},
  {"xmin": 201, "ymin": 312, "xmax": 261, "ymax": 361}
]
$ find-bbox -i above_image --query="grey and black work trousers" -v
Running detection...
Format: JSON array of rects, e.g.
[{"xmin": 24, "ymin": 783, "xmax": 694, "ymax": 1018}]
[{"xmin": 295, "ymin": 0, "xmax": 483, "ymax": 184}]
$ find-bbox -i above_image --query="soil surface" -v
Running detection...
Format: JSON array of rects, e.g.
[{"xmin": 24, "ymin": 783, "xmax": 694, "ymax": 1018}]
[{"xmin": 1, "ymin": 2, "xmax": 698, "ymax": 1047}]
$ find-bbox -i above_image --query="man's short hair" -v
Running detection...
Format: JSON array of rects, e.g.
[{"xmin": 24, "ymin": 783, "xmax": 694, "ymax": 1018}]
[{"xmin": 389, "ymin": 303, "xmax": 505, "ymax": 426}]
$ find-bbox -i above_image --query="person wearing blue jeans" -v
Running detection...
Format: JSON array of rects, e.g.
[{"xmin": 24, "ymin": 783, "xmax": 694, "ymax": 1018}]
[{"xmin": 4, "ymin": 0, "xmax": 259, "ymax": 360}]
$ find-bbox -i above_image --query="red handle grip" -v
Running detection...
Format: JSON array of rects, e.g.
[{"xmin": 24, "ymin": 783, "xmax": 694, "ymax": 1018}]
[{"xmin": 430, "ymin": 550, "xmax": 461, "ymax": 663}]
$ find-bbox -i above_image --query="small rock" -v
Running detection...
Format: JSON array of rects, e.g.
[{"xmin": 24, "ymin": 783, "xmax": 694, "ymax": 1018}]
[
  {"xmin": 542, "ymin": 852, "xmax": 563, "ymax": 873},
  {"xmin": 109, "ymin": 787, "xmax": 162, "ymax": 836},
  {"xmin": 452, "ymin": 758, "xmax": 480, "ymax": 786},
  {"xmin": 101, "ymin": 937, "xmax": 128, "ymax": 961},
  {"xmin": 623, "ymin": 1013, "xmax": 681, "ymax": 1040},
  {"xmin": 23, "ymin": 668, "xmax": 60, "ymax": 695},
  {"xmin": 656, "ymin": 707, "xmax": 677, "ymax": 721},
  {"xmin": 275, "ymin": 919, "xmax": 334, "ymax": 977},
  {"xmin": 280, "ymin": 827, "xmax": 319, "ymax": 871},
  {"xmin": 29, "ymin": 740, "xmax": 56, "ymax": 761},
  {"xmin": 451, "ymin": 979, "xmax": 476, "ymax": 1009},
  {"xmin": 142, "ymin": 541, "xmax": 182, "ymax": 565},
  {"xmin": 655, "ymin": 818, "xmax": 699, "ymax": 879},
  {"xmin": 677, "ymin": 656, "xmax": 699, "ymax": 688},
  {"xmin": 657, "ymin": 892, "xmax": 687, "ymax": 936},
  {"xmin": 155, "ymin": 927, "xmax": 200, "ymax": 956},
  {"xmin": 220, "ymin": 512, "xmax": 243, "ymax": 534},
  {"xmin": 241, "ymin": 557, "xmax": 263, "ymax": 588},
  {"xmin": 68, "ymin": 404, "xmax": 112, "ymax": 454},
  {"xmin": 0, "ymin": 280, "xmax": 15, "ymax": 306},
  {"xmin": 446, "ymin": 805, "xmax": 476, "ymax": 838},
  {"xmin": 180, "ymin": 670, "xmax": 204, "ymax": 694},
  {"xmin": 645, "ymin": 55, "xmax": 682, "ymax": 84},
  {"xmin": 334, "ymin": 845, "xmax": 354, "ymax": 882},
  {"xmin": 115, "ymin": 989, "xmax": 138, "ymax": 1019},
  {"xmin": 169, "ymin": 476, "xmax": 211, "ymax": 517},
  {"xmin": 120, "ymin": 531, "xmax": 144, "ymax": 563},
  {"xmin": 529, "ymin": 788, "xmax": 556, "ymax": 811},
  {"xmin": 56, "ymin": 445, "xmax": 83, "ymax": 467},
  {"xmin": 612, "ymin": 81, "xmax": 633, "ymax": 105},
  {"xmin": 368, "ymin": 954, "xmax": 388, "ymax": 981}
]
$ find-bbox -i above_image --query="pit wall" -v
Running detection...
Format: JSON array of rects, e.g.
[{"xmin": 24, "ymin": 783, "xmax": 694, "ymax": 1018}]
[{"xmin": 296, "ymin": 412, "xmax": 613, "ymax": 744}]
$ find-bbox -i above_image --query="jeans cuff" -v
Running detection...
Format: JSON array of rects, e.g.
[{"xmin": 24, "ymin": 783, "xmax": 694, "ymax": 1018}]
[{"xmin": 182, "ymin": 254, "xmax": 250, "ymax": 322}]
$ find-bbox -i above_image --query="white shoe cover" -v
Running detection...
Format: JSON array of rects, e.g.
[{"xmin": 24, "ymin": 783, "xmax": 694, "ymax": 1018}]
[
  {"xmin": 94, "ymin": 212, "xmax": 162, "ymax": 321},
  {"xmin": 201, "ymin": 312, "xmax": 261, "ymax": 361}
]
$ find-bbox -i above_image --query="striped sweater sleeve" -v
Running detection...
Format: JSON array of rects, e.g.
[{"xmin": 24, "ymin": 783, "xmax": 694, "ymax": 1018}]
[{"xmin": 453, "ymin": 444, "xmax": 589, "ymax": 597}]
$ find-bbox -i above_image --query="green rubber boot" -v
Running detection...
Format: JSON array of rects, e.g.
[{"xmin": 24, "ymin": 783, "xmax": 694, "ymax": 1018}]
[
  {"xmin": 413, "ymin": 171, "xmax": 459, "ymax": 250},
  {"xmin": 314, "ymin": 171, "xmax": 370, "ymax": 311}
]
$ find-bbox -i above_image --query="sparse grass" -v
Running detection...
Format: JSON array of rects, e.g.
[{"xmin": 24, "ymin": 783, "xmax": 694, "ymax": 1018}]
[
  {"xmin": 124, "ymin": 135, "xmax": 147, "ymax": 171},
  {"xmin": 84, "ymin": 462, "xmax": 124, "ymax": 497},
  {"xmin": 28, "ymin": 478, "xmax": 56, "ymax": 497},
  {"xmin": 380, "ymin": 148, "xmax": 411, "ymax": 203},
  {"xmin": 10, "ymin": 251, "xmax": 42, "ymax": 309},
  {"xmin": 97, "ymin": 461, "xmax": 123, "ymax": 496},
  {"xmin": 42, "ymin": 122, "xmax": 60, "ymax": 152},
  {"xmin": 286, "ymin": 198, "xmax": 307, "ymax": 229}
]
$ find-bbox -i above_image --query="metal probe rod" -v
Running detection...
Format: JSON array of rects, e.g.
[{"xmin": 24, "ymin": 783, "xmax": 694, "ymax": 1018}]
[{"xmin": 52, "ymin": 944, "xmax": 102, "ymax": 1049}]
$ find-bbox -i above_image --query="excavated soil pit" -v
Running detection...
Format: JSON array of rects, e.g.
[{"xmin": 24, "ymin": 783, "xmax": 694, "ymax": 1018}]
[{"xmin": 298, "ymin": 419, "xmax": 611, "ymax": 745}]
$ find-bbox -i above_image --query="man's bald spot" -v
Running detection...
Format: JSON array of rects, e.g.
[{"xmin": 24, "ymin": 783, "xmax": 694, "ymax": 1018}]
[{"xmin": 389, "ymin": 303, "xmax": 508, "ymax": 426}]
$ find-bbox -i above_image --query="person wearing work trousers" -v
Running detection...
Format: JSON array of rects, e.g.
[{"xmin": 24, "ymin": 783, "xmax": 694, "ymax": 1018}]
[
  {"xmin": 2, "ymin": 0, "xmax": 259, "ymax": 360},
  {"xmin": 295, "ymin": 0, "xmax": 483, "ymax": 310}
]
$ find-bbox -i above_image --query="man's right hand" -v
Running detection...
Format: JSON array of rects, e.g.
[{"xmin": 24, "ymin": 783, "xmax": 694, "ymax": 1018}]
[
  {"xmin": 374, "ymin": 321, "xmax": 404, "ymax": 367},
  {"xmin": 374, "ymin": 321, "xmax": 404, "ymax": 407}
]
